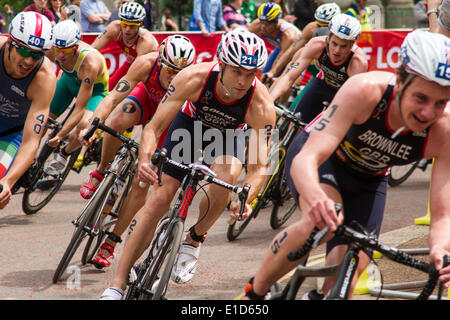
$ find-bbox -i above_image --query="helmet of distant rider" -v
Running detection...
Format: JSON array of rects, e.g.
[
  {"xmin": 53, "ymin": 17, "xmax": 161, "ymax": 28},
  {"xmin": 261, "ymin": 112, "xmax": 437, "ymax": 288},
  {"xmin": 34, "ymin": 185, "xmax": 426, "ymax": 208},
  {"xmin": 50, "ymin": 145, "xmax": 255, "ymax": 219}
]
[
  {"xmin": 118, "ymin": 1, "xmax": 146, "ymax": 22},
  {"xmin": 9, "ymin": 11, "xmax": 53, "ymax": 50},
  {"xmin": 217, "ymin": 27, "xmax": 268, "ymax": 70},
  {"xmin": 328, "ymin": 13, "xmax": 361, "ymax": 41},
  {"xmin": 399, "ymin": 29, "xmax": 450, "ymax": 87},
  {"xmin": 53, "ymin": 20, "xmax": 81, "ymax": 48},
  {"xmin": 257, "ymin": 2, "xmax": 282, "ymax": 22},
  {"xmin": 315, "ymin": 3, "xmax": 341, "ymax": 24},
  {"xmin": 159, "ymin": 35, "xmax": 196, "ymax": 71}
]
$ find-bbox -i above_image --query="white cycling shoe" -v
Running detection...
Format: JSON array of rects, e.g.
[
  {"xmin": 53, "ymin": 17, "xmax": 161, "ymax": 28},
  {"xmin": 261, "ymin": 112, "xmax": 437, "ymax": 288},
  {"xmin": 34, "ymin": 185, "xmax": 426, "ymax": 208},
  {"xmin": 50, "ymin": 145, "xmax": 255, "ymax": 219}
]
[
  {"xmin": 44, "ymin": 153, "xmax": 67, "ymax": 176},
  {"xmin": 171, "ymin": 243, "xmax": 201, "ymax": 284},
  {"xmin": 99, "ymin": 287, "xmax": 124, "ymax": 300}
]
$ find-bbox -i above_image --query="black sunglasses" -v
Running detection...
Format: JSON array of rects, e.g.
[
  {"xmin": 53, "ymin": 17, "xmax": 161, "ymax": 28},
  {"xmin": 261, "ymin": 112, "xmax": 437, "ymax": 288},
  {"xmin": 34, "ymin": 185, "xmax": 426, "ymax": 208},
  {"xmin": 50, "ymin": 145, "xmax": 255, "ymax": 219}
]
[{"xmin": 11, "ymin": 40, "xmax": 45, "ymax": 60}]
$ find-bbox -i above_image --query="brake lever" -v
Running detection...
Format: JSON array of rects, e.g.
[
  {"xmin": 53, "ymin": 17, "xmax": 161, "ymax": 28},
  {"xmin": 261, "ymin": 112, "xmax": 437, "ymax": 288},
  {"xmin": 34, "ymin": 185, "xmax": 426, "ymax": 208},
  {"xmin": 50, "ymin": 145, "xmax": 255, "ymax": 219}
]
[
  {"xmin": 82, "ymin": 117, "xmax": 100, "ymax": 142},
  {"xmin": 237, "ymin": 183, "xmax": 251, "ymax": 221},
  {"xmin": 138, "ymin": 149, "xmax": 167, "ymax": 188}
]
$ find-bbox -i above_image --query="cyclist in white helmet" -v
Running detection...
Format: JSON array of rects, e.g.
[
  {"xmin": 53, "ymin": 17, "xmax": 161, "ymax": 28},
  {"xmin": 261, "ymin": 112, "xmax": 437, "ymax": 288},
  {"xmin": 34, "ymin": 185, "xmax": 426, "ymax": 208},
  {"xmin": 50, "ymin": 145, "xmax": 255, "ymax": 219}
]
[
  {"xmin": 0, "ymin": 12, "xmax": 56, "ymax": 210},
  {"xmin": 43, "ymin": 19, "xmax": 109, "ymax": 176},
  {"xmin": 240, "ymin": 29, "xmax": 450, "ymax": 300},
  {"xmin": 270, "ymin": 13, "xmax": 368, "ymax": 124},
  {"xmin": 78, "ymin": 35, "xmax": 196, "ymax": 269},
  {"xmin": 99, "ymin": 28, "xmax": 276, "ymax": 299},
  {"xmin": 92, "ymin": 1, "xmax": 158, "ymax": 90},
  {"xmin": 264, "ymin": 2, "xmax": 341, "ymax": 90}
]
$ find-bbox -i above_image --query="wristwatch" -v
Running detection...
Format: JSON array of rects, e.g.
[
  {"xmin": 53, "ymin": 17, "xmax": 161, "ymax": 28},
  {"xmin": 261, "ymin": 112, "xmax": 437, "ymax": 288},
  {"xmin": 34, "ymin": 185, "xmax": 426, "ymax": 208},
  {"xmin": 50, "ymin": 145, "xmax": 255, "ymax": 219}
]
[{"xmin": 426, "ymin": 9, "xmax": 439, "ymax": 16}]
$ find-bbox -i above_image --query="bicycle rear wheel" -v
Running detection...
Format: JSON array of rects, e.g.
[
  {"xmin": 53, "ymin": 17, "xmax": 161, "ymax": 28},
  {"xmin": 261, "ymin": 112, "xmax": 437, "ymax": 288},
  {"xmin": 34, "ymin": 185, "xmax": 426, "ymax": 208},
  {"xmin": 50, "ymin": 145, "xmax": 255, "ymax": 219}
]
[
  {"xmin": 22, "ymin": 147, "xmax": 80, "ymax": 215},
  {"xmin": 137, "ymin": 220, "xmax": 184, "ymax": 300},
  {"xmin": 388, "ymin": 160, "xmax": 419, "ymax": 187},
  {"xmin": 270, "ymin": 173, "xmax": 296, "ymax": 229}
]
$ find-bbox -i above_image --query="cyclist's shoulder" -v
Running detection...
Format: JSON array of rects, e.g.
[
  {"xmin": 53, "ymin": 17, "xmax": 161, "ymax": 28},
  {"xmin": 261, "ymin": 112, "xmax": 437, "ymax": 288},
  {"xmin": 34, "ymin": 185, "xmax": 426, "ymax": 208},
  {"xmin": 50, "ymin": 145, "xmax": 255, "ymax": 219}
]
[
  {"xmin": 340, "ymin": 71, "xmax": 393, "ymax": 106},
  {"xmin": 138, "ymin": 29, "xmax": 158, "ymax": 47},
  {"xmin": 0, "ymin": 35, "xmax": 7, "ymax": 48}
]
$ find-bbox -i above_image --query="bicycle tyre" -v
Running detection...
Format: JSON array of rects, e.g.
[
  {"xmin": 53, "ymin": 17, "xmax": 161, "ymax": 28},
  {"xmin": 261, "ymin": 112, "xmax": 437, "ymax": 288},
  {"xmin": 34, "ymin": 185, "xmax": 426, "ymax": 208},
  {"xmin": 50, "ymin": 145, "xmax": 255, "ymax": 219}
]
[
  {"xmin": 80, "ymin": 174, "xmax": 115, "ymax": 265},
  {"xmin": 22, "ymin": 148, "xmax": 80, "ymax": 215},
  {"xmin": 124, "ymin": 216, "xmax": 171, "ymax": 300},
  {"xmin": 388, "ymin": 160, "xmax": 419, "ymax": 187},
  {"xmin": 138, "ymin": 220, "xmax": 184, "ymax": 300},
  {"xmin": 52, "ymin": 174, "xmax": 112, "ymax": 283},
  {"xmin": 226, "ymin": 195, "xmax": 266, "ymax": 241},
  {"xmin": 271, "ymin": 201, "xmax": 297, "ymax": 230},
  {"xmin": 269, "ymin": 165, "xmax": 295, "ymax": 229}
]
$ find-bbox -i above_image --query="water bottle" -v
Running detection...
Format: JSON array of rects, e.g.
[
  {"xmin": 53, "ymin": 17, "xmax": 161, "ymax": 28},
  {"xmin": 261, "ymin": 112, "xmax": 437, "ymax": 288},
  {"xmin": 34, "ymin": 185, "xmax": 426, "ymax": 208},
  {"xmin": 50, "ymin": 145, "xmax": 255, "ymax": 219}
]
[{"xmin": 103, "ymin": 177, "xmax": 125, "ymax": 215}]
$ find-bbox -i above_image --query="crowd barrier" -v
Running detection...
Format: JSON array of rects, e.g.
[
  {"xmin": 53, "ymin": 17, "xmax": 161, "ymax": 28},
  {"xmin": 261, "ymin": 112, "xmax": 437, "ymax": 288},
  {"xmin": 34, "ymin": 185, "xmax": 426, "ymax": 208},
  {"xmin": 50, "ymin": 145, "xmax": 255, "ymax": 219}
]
[{"xmin": 74, "ymin": 30, "xmax": 412, "ymax": 79}]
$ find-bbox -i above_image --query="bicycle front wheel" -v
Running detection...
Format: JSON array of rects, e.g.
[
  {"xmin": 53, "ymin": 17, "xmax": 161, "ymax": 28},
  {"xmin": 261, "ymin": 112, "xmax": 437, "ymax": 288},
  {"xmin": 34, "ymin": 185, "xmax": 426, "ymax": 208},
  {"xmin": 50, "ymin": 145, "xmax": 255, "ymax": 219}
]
[
  {"xmin": 139, "ymin": 220, "xmax": 184, "ymax": 300},
  {"xmin": 227, "ymin": 195, "xmax": 266, "ymax": 241},
  {"xmin": 388, "ymin": 161, "xmax": 419, "ymax": 187},
  {"xmin": 22, "ymin": 147, "xmax": 80, "ymax": 215}
]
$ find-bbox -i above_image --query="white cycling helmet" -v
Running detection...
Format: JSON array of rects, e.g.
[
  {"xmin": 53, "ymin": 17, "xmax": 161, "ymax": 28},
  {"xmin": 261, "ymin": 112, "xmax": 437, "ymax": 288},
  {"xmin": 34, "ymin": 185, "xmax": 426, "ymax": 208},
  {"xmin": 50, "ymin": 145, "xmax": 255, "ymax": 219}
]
[
  {"xmin": 119, "ymin": 2, "xmax": 146, "ymax": 22},
  {"xmin": 53, "ymin": 20, "xmax": 81, "ymax": 48},
  {"xmin": 159, "ymin": 35, "xmax": 196, "ymax": 70},
  {"xmin": 9, "ymin": 11, "xmax": 53, "ymax": 50},
  {"xmin": 400, "ymin": 29, "xmax": 450, "ymax": 87},
  {"xmin": 328, "ymin": 13, "xmax": 361, "ymax": 41},
  {"xmin": 315, "ymin": 3, "xmax": 341, "ymax": 24},
  {"xmin": 217, "ymin": 27, "xmax": 268, "ymax": 70}
]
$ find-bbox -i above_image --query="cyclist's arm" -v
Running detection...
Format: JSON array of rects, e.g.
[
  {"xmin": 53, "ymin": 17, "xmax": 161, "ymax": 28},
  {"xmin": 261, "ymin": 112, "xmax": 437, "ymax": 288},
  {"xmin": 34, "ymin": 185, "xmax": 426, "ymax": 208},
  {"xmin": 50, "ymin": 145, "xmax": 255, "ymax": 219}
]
[
  {"xmin": 247, "ymin": 19, "xmax": 261, "ymax": 35},
  {"xmin": 289, "ymin": 73, "xmax": 383, "ymax": 230},
  {"xmin": 58, "ymin": 54, "xmax": 100, "ymax": 140},
  {"xmin": 426, "ymin": 111, "xmax": 450, "ymax": 276},
  {"xmin": 269, "ymin": 23, "xmax": 314, "ymax": 79},
  {"xmin": 136, "ymin": 31, "xmax": 158, "ymax": 56},
  {"xmin": 91, "ymin": 22, "xmax": 118, "ymax": 51},
  {"xmin": 242, "ymin": 81, "xmax": 277, "ymax": 204},
  {"xmin": 0, "ymin": 61, "xmax": 56, "ymax": 196},
  {"xmin": 266, "ymin": 27, "xmax": 300, "ymax": 76},
  {"xmin": 269, "ymin": 38, "xmax": 322, "ymax": 101},
  {"xmin": 90, "ymin": 53, "xmax": 157, "ymax": 124},
  {"xmin": 139, "ymin": 64, "xmax": 204, "ymax": 167}
]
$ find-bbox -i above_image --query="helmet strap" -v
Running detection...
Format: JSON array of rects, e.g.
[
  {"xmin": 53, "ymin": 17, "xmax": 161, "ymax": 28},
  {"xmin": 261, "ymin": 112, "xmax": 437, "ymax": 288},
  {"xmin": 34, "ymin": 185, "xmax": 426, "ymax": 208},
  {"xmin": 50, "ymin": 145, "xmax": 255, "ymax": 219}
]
[
  {"xmin": 392, "ymin": 73, "xmax": 415, "ymax": 138},
  {"xmin": 219, "ymin": 65, "xmax": 233, "ymax": 97}
]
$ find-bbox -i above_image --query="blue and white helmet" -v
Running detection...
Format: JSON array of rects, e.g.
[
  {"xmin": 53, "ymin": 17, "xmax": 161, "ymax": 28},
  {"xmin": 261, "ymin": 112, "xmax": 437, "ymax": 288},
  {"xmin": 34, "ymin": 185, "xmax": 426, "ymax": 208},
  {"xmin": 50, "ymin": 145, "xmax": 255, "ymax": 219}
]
[
  {"xmin": 329, "ymin": 13, "xmax": 361, "ymax": 41},
  {"xmin": 9, "ymin": 11, "xmax": 53, "ymax": 50},
  {"xmin": 118, "ymin": 1, "xmax": 146, "ymax": 22},
  {"xmin": 315, "ymin": 3, "xmax": 341, "ymax": 24},
  {"xmin": 400, "ymin": 29, "xmax": 450, "ymax": 87},
  {"xmin": 217, "ymin": 27, "xmax": 268, "ymax": 70},
  {"xmin": 53, "ymin": 20, "xmax": 81, "ymax": 48}
]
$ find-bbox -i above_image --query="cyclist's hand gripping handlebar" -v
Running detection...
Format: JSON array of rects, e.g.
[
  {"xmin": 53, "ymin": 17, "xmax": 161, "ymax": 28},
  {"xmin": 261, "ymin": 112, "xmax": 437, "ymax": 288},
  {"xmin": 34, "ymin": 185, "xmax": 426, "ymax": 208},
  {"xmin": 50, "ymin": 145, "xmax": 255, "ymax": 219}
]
[
  {"xmin": 237, "ymin": 183, "xmax": 251, "ymax": 221},
  {"xmin": 138, "ymin": 148, "xmax": 167, "ymax": 188},
  {"xmin": 82, "ymin": 117, "xmax": 100, "ymax": 143}
]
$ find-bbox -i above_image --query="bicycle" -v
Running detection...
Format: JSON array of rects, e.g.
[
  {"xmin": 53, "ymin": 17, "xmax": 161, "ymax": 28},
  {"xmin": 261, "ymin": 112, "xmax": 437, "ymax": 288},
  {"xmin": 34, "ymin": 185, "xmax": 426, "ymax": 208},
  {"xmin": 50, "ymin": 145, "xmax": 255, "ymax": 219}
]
[
  {"xmin": 124, "ymin": 148, "xmax": 250, "ymax": 300},
  {"xmin": 388, "ymin": 158, "xmax": 432, "ymax": 187},
  {"xmin": 52, "ymin": 118, "xmax": 138, "ymax": 283},
  {"xmin": 226, "ymin": 103, "xmax": 307, "ymax": 241},
  {"xmin": 270, "ymin": 204, "xmax": 450, "ymax": 300}
]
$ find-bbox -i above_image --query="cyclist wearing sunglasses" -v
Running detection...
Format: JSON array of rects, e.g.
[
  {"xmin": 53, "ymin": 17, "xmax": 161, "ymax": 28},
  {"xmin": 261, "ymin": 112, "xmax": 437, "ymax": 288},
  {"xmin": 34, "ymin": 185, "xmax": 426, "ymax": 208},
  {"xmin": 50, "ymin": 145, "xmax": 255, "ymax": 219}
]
[
  {"xmin": 91, "ymin": 1, "xmax": 158, "ymax": 90},
  {"xmin": 78, "ymin": 35, "xmax": 196, "ymax": 269},
  {"xmin": 0, "ymin": 12, "xmax": 56, "ymax": 209},
  {"xmin": 43, "ymin": 19, "xmax": 110, "ymax": 176},
  {"xmin": 99, "ymin": 28, "xmax": 276, "ymax": 299}
]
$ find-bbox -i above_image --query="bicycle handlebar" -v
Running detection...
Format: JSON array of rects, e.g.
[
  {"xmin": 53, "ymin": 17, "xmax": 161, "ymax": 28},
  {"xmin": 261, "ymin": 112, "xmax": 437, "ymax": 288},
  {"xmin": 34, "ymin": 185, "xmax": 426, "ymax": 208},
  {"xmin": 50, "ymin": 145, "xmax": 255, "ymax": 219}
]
[
  {"xmin": 287, "ymin": 203, "xmax": 450, "ymax": 300},
  {"xmin": 274, "ymin": 102, "xmax": 308, "ymax": 128},
  {"xmin": 149, "ymin": 148, "xmax": 250, "ymax": 220}
]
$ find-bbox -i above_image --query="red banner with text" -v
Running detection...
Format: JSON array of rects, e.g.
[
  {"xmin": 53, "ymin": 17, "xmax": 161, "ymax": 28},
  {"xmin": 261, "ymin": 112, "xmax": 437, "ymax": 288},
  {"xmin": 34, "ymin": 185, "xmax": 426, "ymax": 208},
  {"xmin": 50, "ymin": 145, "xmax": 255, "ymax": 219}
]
[{"xmin": 77, "ymin": 30, "xmax": 411, "ymax": 79}]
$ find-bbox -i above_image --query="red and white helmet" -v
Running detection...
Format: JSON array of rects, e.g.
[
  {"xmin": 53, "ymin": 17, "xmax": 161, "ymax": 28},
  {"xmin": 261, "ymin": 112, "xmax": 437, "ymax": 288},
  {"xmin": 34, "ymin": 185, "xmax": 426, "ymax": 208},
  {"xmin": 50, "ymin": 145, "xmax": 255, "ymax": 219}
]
[
  {"xmin": 217, "ymin": 27, "xmax": 268, "ymax": 70},
  {"xmin": 9, "ymin": 11, "xmax": 53, "ymax": 50},
  {"xmin": 400, "ymin": 29, "xmax": 450, "ymax": 87},
  {"xmin": 159, "ymin": 35, "xmax": 196, "ymax": 70}
]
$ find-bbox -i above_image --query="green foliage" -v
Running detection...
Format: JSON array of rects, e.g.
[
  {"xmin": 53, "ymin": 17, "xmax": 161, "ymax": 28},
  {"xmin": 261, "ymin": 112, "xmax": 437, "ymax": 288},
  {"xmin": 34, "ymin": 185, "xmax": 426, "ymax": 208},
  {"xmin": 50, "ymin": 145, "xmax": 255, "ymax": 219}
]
[{"xmin": 0, "ymin": 0, "xmax": 32, "ymax": 15}]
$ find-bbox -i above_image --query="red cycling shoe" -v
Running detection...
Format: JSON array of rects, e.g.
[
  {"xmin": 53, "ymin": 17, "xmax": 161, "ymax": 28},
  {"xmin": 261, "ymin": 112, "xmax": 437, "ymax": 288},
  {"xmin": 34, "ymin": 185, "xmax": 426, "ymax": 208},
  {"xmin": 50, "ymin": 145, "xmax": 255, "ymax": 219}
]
[
  {"xmin": 92, "ymin": 243, "xmax": 115, "ymax": 269},
  {"xmin": 80, "ymin": 169, "xmax": 105, "ymax": 199}
]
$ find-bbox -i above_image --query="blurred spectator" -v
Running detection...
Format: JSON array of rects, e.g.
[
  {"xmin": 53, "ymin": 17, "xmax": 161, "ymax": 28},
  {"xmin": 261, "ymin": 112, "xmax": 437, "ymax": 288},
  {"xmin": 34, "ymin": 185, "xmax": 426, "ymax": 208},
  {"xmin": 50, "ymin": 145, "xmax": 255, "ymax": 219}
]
[
  {"xmin": 415, "ymin": 0, "xmax": 429, "ymax": 28},
  {"xmin": 293, "ymin": 0, "xmax": 322, "ymax": 30},
  {"xmin": 241, "ymin": 0, "xmax": 257, "ymax": 23},
  {"xmin": 80, "ymin": 0, "xmax": 111, "ymax": 32},
  {"xmin": 223, "ymin": 0, "xmax": 247, "ymax": 29},
  {"xmin": 273, "ymin": 0, "xmax": 297, "ymax": 22},
  {"xmin": 188, "ymin": 0, "xmax": 229, "ymax": 37},
  {"xmin": 3, "ymin": 5, "xmax": 16, "ymax": 31},
  {"xmin": 64, "ymin": 0, "xmax": 81, "ymax": 28},
  {"xmin": 139, "ymin": 0, "xmax": 155, "ymax": 31},
  {"xmin": 345, "ymin": 0, "xmax": 371, "ymax": 30},
  {"xmin": 24, "ymin": 0, "xmax": 56, "ymax": 26},
  {"xmin": 108, "ymin": 0, "xmax": 132, "ymax": 24},
  {"xmin": 160, "ymin": 7, "xmax": 179, "ymax": 31},
  {"xmin": 48, "ymin": 0, "xmax": 68, "ymax": 23},
  {"xmin": 429, "ymin": 0, "xmax": 449, "ymax": 36}
]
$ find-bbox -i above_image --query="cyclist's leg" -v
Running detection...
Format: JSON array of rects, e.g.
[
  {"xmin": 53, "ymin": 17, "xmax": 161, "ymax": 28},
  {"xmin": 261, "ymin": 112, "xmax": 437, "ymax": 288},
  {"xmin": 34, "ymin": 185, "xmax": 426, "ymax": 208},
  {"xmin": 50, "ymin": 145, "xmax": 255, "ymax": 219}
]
[{"xmin": 321, "ymin": 175, "xmax": 388, "ymax": 298}]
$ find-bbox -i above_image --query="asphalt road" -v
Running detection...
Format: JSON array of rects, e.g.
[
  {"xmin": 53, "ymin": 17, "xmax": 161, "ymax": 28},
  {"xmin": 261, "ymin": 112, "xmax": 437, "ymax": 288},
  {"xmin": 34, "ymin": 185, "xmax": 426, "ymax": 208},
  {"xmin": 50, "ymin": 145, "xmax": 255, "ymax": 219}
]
[{"xmin": 0, "ymin": 160, "xmax": 432, "ymax": 301}]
